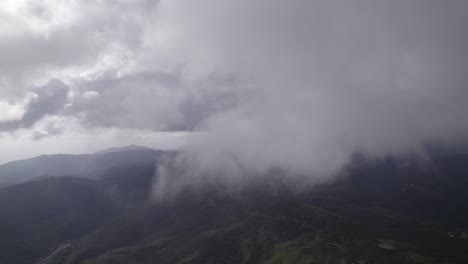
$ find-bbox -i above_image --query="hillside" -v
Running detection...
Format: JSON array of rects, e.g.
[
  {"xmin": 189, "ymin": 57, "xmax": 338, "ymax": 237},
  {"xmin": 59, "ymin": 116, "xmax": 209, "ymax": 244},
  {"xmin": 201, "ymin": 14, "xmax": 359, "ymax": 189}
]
[{"xmin": 0, "ymin": 153, "xmax": 466, "ymax": 263}]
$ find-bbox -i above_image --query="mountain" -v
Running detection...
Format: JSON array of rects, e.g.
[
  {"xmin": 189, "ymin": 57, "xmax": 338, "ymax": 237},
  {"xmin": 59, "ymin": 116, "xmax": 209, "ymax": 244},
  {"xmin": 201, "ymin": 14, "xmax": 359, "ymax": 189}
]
[
  {"xmin": 0, "ymin": 148, "xmax": 171, "ymax": 186},
  {"xmin": 0, "ymin": 152, "xmax": 467, "ymax": 263},
  {"xmin": 0, "ymin": 161, "xmax": 157, "ymax": 264},
  {"xmin": 94, "ymin": 145, "xmax": 153, "ymax": 155},
  {"xmin": 0, "ymin": 177, "xmax": 118, "ymax": 264}
]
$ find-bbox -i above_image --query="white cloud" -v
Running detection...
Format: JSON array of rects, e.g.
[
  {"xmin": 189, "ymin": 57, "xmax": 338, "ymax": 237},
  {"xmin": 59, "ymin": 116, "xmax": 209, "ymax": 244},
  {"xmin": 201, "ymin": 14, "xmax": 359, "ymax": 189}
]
[{"xmin": 0, "ymin": 100, "xmax": 26, "ymax": 122}]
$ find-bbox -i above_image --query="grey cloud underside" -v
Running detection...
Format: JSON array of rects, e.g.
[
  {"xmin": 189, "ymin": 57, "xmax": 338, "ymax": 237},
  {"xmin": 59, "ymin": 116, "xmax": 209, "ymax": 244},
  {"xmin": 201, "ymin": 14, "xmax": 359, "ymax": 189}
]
[
  {"xmin": 69, "ymin": 72, "xmax": 243, "ymax": 131},
  {"xmin": 0, "ymin": 72, "xmax": 243, "ymax": 133},
  {"xmin": 0, "ymin": 79, "xmax": 69, "ymax": 131}
]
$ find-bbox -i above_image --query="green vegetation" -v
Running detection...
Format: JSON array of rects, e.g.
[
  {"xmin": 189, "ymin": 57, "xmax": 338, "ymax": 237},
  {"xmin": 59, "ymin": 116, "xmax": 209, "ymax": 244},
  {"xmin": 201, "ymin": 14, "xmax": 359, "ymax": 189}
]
[{"xmin": 1, "ymin": 154, "xmax": 468, "ymax": 263}]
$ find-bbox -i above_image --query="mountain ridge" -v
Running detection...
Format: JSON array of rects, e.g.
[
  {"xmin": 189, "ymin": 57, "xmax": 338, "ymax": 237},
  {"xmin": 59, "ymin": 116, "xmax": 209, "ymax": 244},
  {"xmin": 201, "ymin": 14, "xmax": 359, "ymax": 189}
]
[
  {"xmin": 94, "ymin": 145, "xmax": 154, "ymax": 155},
  {"xmin": 0, "ymin": 147, "xmax": 171, "ymax": 186}
]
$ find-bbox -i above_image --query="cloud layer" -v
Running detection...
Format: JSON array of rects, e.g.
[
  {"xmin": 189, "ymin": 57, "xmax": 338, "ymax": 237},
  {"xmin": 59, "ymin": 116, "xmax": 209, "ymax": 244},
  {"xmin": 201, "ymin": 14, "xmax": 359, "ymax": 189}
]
[
  {"xmin": 1, "ymin": 1, "xmax": 468, "ymax": 182},
  {"xmin": 158, "ymin": 0, "xmax": 468, "ymax": 179}
]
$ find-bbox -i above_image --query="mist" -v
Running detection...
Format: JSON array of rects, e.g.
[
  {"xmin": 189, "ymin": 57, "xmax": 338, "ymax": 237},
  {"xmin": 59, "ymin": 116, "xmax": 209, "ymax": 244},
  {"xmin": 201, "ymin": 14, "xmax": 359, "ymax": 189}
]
[{"xmin": 146, "ymin": 0, "xmax": 468, "ymax": 199}]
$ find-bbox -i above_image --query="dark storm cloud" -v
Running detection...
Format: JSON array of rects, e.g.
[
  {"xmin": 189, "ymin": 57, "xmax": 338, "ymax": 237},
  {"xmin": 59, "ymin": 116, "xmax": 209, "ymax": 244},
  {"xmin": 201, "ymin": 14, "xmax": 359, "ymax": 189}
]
[
  {"xmin": 67, "ymin": 72, "xmax": 244, "ymax": 131},
  {"xmin": 0, "ymin": 79, "xmax": 69, "ymax": 131}
]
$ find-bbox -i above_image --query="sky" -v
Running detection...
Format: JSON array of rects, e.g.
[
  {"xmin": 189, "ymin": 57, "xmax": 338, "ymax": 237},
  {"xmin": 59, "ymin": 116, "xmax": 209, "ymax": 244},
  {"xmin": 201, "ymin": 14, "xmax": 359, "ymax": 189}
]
[{"xmin": 0, "ymin": 0, "xmax": 468, "ymax": 178}]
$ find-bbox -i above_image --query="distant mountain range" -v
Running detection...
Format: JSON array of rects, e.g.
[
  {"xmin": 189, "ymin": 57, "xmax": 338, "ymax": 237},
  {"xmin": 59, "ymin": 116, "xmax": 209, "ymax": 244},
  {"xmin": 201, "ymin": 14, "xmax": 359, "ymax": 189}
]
[
  {"xmin": 0, "ymin": 145, "xmax": 173, "ymax": 186},
  {"xmin": 94, "ymin": 145, "xmax": 154, "ymax": 155}
]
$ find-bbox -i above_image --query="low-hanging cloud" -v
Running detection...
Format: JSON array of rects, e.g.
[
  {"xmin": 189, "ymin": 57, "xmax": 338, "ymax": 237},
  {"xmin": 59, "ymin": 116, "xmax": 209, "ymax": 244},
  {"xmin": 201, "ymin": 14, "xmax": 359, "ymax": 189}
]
[{"xmin": 150, "ymin": 0, "xmax": 468, "ymax": 197}]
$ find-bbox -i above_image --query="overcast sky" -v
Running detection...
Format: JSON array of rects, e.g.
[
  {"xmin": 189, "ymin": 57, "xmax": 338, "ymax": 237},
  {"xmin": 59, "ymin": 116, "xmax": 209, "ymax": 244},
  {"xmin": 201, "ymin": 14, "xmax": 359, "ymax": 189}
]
[{"xmin": 1, "ymin": 1, "xmax": 467, "ymax": 173}]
